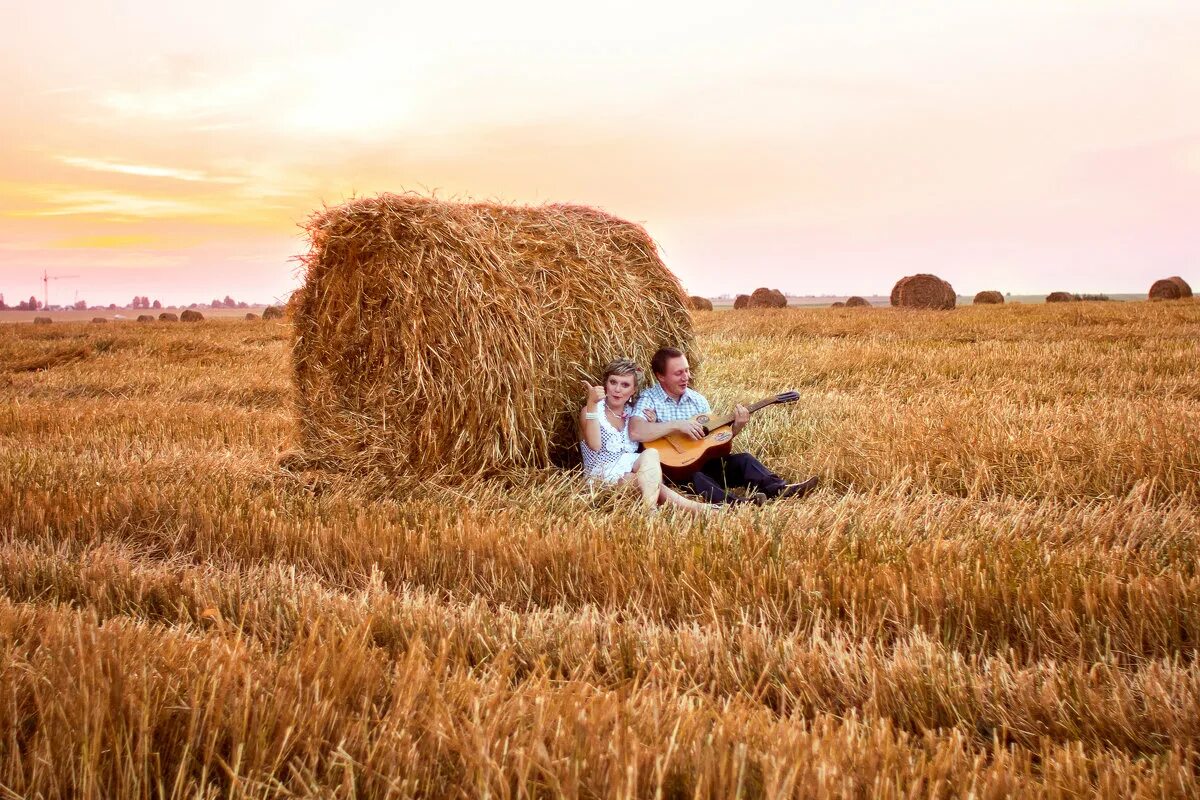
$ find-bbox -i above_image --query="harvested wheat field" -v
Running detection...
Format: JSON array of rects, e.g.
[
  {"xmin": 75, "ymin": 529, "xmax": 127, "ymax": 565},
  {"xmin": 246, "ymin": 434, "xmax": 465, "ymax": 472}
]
[{"xmin": 2, "ymin": 299, "xmax": 1199, "ymax": 798}]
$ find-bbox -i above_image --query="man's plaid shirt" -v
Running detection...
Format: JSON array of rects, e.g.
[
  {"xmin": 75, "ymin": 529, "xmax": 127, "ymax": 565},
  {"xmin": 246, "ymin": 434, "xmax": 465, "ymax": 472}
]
[{"xmin": 632, "ymin": 383, "xmax": 711, "ymax": 423}]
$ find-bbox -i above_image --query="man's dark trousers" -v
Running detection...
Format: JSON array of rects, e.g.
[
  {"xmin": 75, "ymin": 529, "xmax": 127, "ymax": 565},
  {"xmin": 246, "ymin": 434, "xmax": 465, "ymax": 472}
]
[{"xmin": 670, "ymin": 452, "xmax": 786, "ymax": 504}]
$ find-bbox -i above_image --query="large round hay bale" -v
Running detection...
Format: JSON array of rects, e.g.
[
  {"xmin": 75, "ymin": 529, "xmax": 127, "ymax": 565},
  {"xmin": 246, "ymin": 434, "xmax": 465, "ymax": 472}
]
[
  {"xmin": 844, "ymin": 296, "xmax": 870, "ymax": 308},
  {"xmin": 91, "ymin": 317, "xmax": 108, "ymax": 324},
  {"xmin": 747, "ymin": 287, "xmax": 787, "ymax": 309},
  {"xmin": 687, "ymin": 295, "xmax": 713, "ymax": 311},
  {"xmin": 891, "ymin": 274, "xmax": 955, "ymax": 309},
  {"xmin": 180, "ymin": 309, "xmax": 205, "ymax": 322},
  {"xmin": 158, "ymin": 312, "xmax": 179, "ymax": 322},
  {"xmin": 262, "ymin": 305, "xmax": 284, "ymax": 320},
  {"xmin": 33, "ymin": 316, "xmax": 52, "ymax": 325},
  {"xmin": 973, "ymin": 291, "xmax": 1004, "ymax": 305},
  {"xmin": 1046, "ymin": 291, "xmax": 1075, "ymax": 303},
  {"xmin": 137, "ymin": 314, "xmax": 156, "ymax": 322},
  {"xmin": 733, "ymin": 294, "xmax": 750, "ymax": 309},
  {"xmin": 293, "ymin": 193, "xmax": 695, "ymax": 480},
  {"xmin": 1149, "ymin": 277, "xmax": 1190, "ymax": 300}
]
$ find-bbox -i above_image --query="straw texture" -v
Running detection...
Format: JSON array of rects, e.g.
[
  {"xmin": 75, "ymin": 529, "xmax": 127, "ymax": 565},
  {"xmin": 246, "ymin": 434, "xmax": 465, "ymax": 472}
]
[
  {"xmin": 973, "ymin": 291, "xmax": 1004, "ymax": 305},
  {"xmin": 262, "ymin": 305, "xmax": 284, "ymax": 320},
  {"xmin": 293, "ymin": 193, "xmax": 694, "ymax": 481},
  {"xmin": 687, "ymin": 295, "xmax": 713, "ymax": 311},
  {"xmin": 733, "ymin": 294, "xmax": 750, "ymax": 309}
]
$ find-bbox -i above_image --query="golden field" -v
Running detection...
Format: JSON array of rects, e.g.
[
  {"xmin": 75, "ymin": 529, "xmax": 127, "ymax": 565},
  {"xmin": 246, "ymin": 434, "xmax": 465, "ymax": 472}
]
[{"xmin": 1, "ymin": 300, "xmax": 1198, "ymax": 798}]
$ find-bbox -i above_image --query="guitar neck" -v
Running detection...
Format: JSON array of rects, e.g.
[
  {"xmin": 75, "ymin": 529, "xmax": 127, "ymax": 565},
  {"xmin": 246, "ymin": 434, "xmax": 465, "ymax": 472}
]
[{"xmin": 703, "ymin": 396, "xmax": 780, "ymax": 431}]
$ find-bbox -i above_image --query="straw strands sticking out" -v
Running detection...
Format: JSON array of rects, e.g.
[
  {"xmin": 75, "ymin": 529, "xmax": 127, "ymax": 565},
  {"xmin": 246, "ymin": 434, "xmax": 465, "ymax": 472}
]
[{"xmin": 292, "ymin": 193, "xmax": 695, "ymax": 482}]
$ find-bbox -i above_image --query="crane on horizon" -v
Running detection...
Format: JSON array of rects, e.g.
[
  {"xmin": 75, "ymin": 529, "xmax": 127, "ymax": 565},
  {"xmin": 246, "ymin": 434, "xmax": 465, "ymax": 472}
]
[{"xmin": 42, "ymin": 270, "xmax": 79, "ymax": 310}]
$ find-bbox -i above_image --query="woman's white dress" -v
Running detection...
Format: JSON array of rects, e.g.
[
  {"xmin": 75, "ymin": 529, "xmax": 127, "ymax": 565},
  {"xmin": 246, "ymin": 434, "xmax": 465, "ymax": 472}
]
[{"xmin": 580, "ymin": 409, "xmax": 640, "ymax": 483}]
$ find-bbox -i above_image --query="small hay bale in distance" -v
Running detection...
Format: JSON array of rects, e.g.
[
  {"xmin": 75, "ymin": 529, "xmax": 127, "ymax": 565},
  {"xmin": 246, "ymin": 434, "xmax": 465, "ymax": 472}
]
[
  {"xmin": 1046, "ymin": 291, "xmax": 1075, "ymax": 303},
  {"xmin": 262, "ymin": 305, "xmax": 284, "ymax": 320},
  {"xmin": 733, "ymin": 294, "xmax": 750, "ymax": 309},
  {"xmin": 973, "ymin": 291, "xmax": 1004, "ymax": 305},
  {"xmin": 293, "ymin": 193, "xmax": 696, "ymax": 481},
  {"xmin": 747, "ymin": 287, "xmax": 787, "ymax": 309},
  {"xmin": 1149, "ymin": 277, "xmax": 1192, "ymax": 300},
  {"xmin": 180, "ymin": 309, "xmax": 205, "ymax": 322},
  {"xmin": 844, "ymin": 296, "xmax": 870, "ymax": 308},
  {"xmin": 245, "ymin": 312, "xmax": 260, "ymax": 321},
  {"xmin": 830, "ymin": 301, "xmax": 846, "ymax": 308},
  {"xmin": 33, "ymin": 316, "xmax": 52, "ymax": 325},
  {"xmin": 687, "ymin": 295, "xmax": 714, "ymax": 311},
  {"xmin": 91, "ymin": 317, "xmax": 108, "ymax": 324},
  {"xmin": 158, "ymin": 312, "xmax": 179, "ymax": 322},
  {"xmin": 891, "ymin": 274, "xmax": 956, "ymax": 310},
  {"xmin": 284, "ymin": 292, "xmax": 300, "ymax": 319},
  {"xmin": 136, "ymin": 314, "xmax": 156, "ymax": 322}
]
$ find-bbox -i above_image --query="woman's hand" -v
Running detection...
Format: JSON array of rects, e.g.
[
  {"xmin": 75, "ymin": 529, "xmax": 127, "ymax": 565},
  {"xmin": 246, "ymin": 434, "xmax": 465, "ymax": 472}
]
[{"xmin": 579, "ymin": 379, "xmax": 605, "ymax": 407}]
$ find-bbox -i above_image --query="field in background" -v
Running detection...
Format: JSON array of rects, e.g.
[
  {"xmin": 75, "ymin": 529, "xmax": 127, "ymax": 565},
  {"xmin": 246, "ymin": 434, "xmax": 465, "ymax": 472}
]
[{"xmin": 1, "ymin": 300, "xmax": 1198, "ymax": 798}]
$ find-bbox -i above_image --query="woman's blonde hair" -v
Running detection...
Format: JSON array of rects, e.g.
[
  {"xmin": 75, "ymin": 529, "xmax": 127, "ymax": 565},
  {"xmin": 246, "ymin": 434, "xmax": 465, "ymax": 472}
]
[{"xmin": 601, "ymin": 358, "xmax": 644, "ymax": 408}]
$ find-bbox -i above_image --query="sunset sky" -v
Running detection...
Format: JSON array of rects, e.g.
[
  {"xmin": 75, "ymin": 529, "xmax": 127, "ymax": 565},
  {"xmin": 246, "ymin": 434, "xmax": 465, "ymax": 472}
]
[{"xmin": 2, "ymin": 1, "xmax": 1197, "ymax": 306}]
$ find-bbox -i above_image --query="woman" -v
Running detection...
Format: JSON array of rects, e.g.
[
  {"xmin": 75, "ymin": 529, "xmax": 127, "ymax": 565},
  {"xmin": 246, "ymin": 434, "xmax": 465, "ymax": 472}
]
[{"xmin": 578, "ymin": 358, "xmax": 713, "ymax": 513}]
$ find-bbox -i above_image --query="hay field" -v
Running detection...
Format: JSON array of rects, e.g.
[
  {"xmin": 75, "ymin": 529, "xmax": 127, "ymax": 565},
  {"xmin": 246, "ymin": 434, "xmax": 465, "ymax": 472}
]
[{"xmin": 1, "ymin": 300, "xmax": 1198, "ymax": 798}]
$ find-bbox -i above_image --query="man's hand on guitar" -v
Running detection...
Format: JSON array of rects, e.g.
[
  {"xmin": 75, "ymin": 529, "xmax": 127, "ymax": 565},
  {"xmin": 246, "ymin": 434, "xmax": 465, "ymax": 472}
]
[
  {"xmin": 675, "ymin": 419, "xmax": 705, "ymax": 440},
  {"xmin": 731, "ymin": 404, "xmax": 750, "ymax": 436}
]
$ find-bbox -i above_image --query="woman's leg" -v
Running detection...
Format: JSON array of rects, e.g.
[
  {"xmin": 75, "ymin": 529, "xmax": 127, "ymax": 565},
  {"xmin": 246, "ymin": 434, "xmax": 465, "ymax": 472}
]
[
  {"xmin": 630, "ymin": 450, "xmax": 663, "ymax": 509},
  {"xmin": 658, "ymin": 483, "xmax": 716, "ymax": 513}
]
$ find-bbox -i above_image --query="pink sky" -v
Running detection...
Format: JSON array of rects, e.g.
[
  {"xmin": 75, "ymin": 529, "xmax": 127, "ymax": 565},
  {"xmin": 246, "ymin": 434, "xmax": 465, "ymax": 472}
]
[{"xmin": 1, "ymin": 1, "xmax": 1197, "ymax": 306}]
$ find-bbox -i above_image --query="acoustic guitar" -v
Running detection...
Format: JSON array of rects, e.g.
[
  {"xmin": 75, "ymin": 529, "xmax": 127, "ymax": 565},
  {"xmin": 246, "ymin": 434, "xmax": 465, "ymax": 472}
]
[{"xmin": 643, "ymin": 391, "xmax": 800, "ymax": 481}]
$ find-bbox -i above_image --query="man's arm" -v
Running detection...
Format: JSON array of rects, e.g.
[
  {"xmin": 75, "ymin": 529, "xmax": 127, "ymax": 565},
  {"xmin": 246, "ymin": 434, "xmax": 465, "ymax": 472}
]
[
  {"xmin": 629, "ymin": 410, "xmax": 705, "ymax": 442},
  {"xmin": 629, "ymin": 414, "xmax": 686, "ymax": 442}
]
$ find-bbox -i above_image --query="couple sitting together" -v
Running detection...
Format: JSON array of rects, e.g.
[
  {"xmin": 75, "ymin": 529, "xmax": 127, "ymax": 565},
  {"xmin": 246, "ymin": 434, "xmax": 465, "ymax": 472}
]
[{"xmin": 578, "ymin": 347, "xmax": 819, "ymax": 512}]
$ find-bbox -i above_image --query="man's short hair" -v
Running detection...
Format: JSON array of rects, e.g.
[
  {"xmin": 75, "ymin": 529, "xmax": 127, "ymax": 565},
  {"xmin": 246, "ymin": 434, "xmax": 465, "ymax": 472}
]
[{"xmin": 651, "ymin": 347, "xmax": 685, "ymax": 377}]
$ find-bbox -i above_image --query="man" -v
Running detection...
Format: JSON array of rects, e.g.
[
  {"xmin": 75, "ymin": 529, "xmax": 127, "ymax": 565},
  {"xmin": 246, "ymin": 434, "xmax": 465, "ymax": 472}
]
[{"xmin": 628, "ymin": 347, "xmax": 819, "ymax": 505}]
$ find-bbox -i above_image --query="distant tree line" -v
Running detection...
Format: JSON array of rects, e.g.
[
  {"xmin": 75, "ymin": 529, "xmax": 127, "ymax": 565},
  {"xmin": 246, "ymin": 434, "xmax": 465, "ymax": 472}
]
[{"xmin": 1, "ymin": 293, "xmax": 255, "ymax": 311}]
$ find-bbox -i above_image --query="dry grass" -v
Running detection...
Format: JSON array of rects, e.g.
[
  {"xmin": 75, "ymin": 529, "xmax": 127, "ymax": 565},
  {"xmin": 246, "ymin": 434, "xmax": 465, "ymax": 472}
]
[{"xmin": 1, "ymin": 300, "xmax": 1198, "ymax": 798}]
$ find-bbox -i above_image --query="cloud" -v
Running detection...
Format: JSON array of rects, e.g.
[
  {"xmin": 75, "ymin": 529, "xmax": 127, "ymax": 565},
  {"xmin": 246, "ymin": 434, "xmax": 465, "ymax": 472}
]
[
  {"xmin": 53, "ymin": 234, "xmax": 162, "ymax": 248},
  {"xmin": 11, "ymin": 189, "xmax": 212, "ymax": 220},
  {"xmin": 58, "ymin": 155, "xmax": 244, "ymax": 184}
]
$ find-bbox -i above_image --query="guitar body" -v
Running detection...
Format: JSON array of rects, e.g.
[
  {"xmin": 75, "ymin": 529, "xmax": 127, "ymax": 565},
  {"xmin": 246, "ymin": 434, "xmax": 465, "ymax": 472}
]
[{"xmin": 644, "ymin": 414, "xmax": 736, "ymax": 481}]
